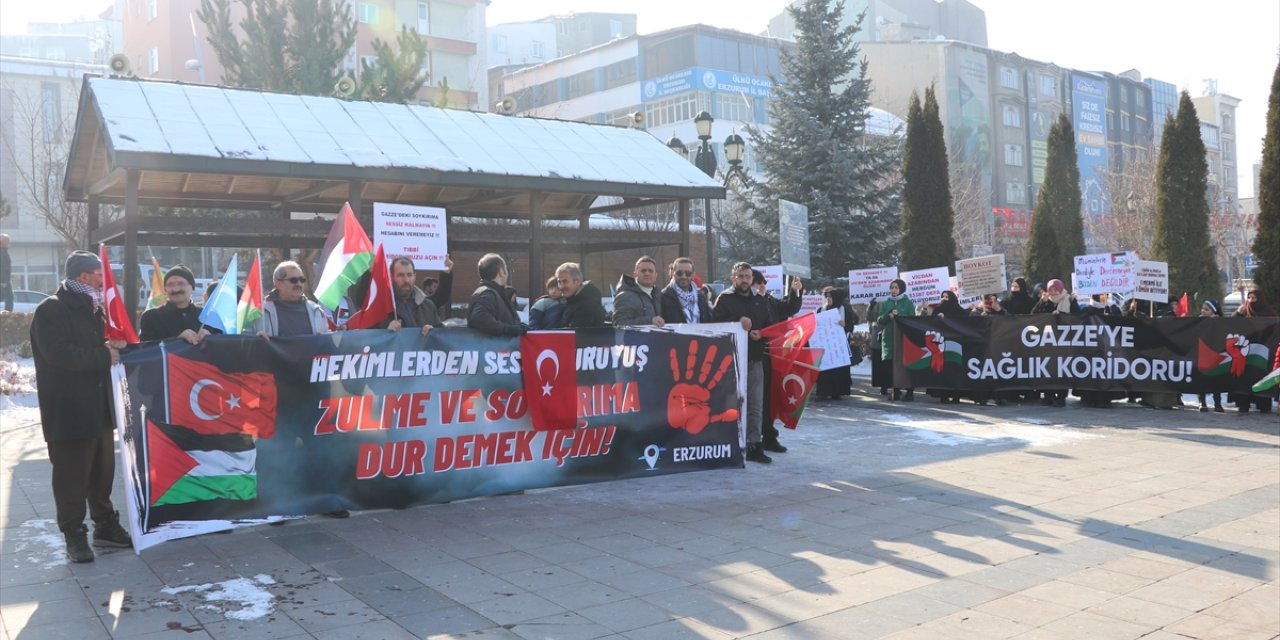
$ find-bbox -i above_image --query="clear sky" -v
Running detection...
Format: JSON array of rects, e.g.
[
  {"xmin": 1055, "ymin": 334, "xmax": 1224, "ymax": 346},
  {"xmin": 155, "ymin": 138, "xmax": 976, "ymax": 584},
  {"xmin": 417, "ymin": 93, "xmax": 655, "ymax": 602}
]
[{"xmin": 4, "ymin": 0, "xmax": 1275, "ymax": 197}]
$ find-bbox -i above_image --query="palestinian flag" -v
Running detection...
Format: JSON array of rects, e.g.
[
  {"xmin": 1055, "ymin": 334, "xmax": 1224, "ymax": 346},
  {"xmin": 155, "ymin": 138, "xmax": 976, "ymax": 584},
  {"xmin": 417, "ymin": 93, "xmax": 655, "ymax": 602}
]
[
  {"xmin": 903, "ymin": 331, "xmax": 962, "ymax": 372},
  {"xmin": 237, "ymin": 251, "xmax": 263, "ymax": 331},
  {"xmin": 1253, "ymin": 368, "xmax": 1280, "ymax": 393},
  {"xmin": 147, "ymin": 257, "xmax": 167, "ymax": 310},
  {"xmin": 1197, "ymin": 337, "xmax": 1271, "ymax": 377},
  {"xmin": 147, "ymin": 419, "xmax": 257, "ymax": 506},
  {"xmin": 314, "ymin": 202, "xmax": 373, "ymax": 310}
]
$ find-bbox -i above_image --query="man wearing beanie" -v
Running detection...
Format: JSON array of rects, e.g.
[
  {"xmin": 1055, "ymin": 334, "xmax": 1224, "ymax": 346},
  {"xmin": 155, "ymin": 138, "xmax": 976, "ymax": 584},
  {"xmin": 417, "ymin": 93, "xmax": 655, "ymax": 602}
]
[
  {"xmin": 139, "ymin": 264, "xmax": 212, "ymax": 344},
  {"xmin": 30, "ymin": 250, "xmax": 132, "ymax": 562}
]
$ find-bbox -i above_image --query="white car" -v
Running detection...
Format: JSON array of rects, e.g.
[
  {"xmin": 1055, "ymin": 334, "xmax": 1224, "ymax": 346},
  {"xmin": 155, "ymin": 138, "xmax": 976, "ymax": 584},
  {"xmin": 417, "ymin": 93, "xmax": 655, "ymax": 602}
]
[{"xmin": 9, "ymin": 290, "xmax": 51, "ymax": 313}]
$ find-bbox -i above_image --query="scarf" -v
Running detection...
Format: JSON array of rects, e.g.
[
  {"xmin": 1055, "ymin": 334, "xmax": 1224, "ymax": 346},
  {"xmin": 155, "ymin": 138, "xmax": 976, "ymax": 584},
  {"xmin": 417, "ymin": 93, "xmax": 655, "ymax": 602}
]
[
  {"xmin": 1048, "ymin": 290, "xmax": 1071, "ymax": 314},
  {"xmin": 64, "ymin": 278, "xmax": 102, "ymax": 313},
  {"xmin": 674, "ymin": 282, "xmax": 700, "ymax": 323},
  {"xmin": 888, "ymin": 292, "xmax": 908, "ymax": 302}
]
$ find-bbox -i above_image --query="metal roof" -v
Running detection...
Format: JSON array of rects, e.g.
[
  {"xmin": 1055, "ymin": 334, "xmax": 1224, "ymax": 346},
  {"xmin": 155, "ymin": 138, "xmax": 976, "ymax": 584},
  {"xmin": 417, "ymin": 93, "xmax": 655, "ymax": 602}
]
[{"xmin": 63, "ymin": 76, "xmax": 726, "ymax": 212}]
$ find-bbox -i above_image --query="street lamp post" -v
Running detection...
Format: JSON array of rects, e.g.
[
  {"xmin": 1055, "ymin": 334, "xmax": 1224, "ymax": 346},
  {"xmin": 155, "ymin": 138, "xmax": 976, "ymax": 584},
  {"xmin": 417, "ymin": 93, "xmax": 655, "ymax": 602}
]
[{"xmin": 666, "ymin": 112, "xmax": 749, "ymax": 283}]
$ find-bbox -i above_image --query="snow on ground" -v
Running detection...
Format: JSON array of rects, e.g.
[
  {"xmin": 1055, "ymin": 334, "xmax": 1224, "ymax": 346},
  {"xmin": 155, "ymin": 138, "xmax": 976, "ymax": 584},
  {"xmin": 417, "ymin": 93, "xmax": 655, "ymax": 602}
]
[
  {"xmin": 161, "ymin": 574, "xmax": 277, "ymax": 621},
  {"xmin": 0, "ymin": 355, "xmax": 40, "ymax": 427},
  {"xmin": 875, "ymin": 414, "xmax": 1097, "ymax": 448}
]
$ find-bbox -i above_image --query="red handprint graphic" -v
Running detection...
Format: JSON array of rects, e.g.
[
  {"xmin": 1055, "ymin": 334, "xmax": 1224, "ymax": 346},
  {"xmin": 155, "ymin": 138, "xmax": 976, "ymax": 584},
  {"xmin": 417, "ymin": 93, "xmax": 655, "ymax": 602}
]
[
  {"xmin": 667, "ymin": 339, "xmax": 740, "ymax": 434},
  {"xmin": 1225, "ymin": 334, "xmax": 1248, "ymax": 377},
  {"xmin": 925, "ymin": 331, "xmax": 946, "ymax": 373}
]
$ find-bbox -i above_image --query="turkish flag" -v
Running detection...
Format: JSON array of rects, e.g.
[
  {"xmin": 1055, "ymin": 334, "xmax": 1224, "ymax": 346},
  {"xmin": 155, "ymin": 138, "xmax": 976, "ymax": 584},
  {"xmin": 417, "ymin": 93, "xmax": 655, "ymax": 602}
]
[
  {"xmin": 769, "ymin": 347, "xmax": 823, "ymax": 429},
  {"xmin": 100, "ymin": 244, "xmax": 138, "ymax": 344},
  {"xmin": 345, "ymin": 244, "xmax": 395, "ymax": 330},
  {"xmin": 167, "ymin": 353, "xmax": 277, "ymax": 438},
  {"xmin": 520, "ymin": 331, "xmax": 578, "ymax": 430},
  {"xmin": 760, "ymin": 312, "xmax": 816, "ymax": 352}
]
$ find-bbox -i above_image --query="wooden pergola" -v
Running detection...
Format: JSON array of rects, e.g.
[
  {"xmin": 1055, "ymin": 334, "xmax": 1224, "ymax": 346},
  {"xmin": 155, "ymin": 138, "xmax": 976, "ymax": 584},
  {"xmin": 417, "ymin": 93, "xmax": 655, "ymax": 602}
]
[{"xmin": 62, "ymin": 76, "xmax": 724, "ymax": 321}]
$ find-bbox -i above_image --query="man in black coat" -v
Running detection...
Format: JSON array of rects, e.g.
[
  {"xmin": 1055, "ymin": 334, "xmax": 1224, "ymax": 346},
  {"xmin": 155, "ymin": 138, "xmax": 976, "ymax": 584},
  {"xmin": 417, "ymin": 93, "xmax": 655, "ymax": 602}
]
[
  {"xmin": 0, "ymin": 233, "xmax": 12, "ymax": 312},
  {"xmin": 612, "ymin": 256, "xmax": 665, "ymax": 327},
  {"xmin": 557, "ymin": 262, "xmax": 607, "ymax": 328},
  {"xmin": 660, "ymin": 257, "xmax": 713, "ymax": 325},
  {"xmin": 712, "ymin": 262, "xmax": 777, "ymax": 464},
  {"xmin": 30, "ymin": 250, "xmax": 132, "ymax": 562},
  {"xmin": 139, "ymin": 265, "xmax": 212, "ymax": 343},
  {"xmin": 466, "ymin": 253, "xmax": 525, "ymax": 337}
]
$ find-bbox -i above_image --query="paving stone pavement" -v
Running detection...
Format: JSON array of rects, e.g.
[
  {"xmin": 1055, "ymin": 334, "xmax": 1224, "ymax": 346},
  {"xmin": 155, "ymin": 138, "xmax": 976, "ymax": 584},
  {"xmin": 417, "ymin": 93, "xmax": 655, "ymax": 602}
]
[{"xmin": 2, "ymin": 384, "xmax": 1277, "ymax": 639}]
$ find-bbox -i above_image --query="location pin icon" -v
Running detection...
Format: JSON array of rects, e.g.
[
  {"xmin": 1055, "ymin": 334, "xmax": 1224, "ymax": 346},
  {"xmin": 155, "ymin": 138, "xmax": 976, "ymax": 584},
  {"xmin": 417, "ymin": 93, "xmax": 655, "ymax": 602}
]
[{"xmin": 639, "ymin": 444, "xmax": 661, "ymax": 469}]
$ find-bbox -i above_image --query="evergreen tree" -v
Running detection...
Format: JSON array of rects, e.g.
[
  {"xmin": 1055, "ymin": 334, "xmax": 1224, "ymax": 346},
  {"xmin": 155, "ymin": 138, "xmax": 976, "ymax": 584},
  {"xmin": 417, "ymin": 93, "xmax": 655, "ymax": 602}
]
[
  {"xmin": 1153, "ymin": 92, "xmax": 1222, "ymax": 304},
  {"xmin": 899, "ymin": 85, "xmax": 957, "ymax": 272},
  {"xmin": 1251, "ymin": 61, "xmax": 1280, "ymax": 305},
  {"xmin": 357, "ymin": 26, "xmax": 429, "ymax": 103},
  {"xmin": 741, "ymin": 0, "xmax": 901, "ymax": 280},
  {"xmin": 201, "ymin": 0, "xmax": 433, "ymax": 102},
  {"xmin": 1024, "ymin": 114, "xmax": 1084, "ymax": 284}
]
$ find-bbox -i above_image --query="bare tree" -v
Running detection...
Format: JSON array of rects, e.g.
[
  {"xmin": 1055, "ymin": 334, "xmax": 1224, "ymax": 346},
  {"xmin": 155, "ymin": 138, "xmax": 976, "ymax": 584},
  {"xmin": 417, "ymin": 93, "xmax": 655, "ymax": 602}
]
[
  {"xmin": 0, "ymin": 80, "xmax": 117, "ymax": 249},
  {"xmin": 1085, "ymin": 147, "xmax": 1160, "ymax": 258},
  {"xmin": 948, "ymin": 148, "xmax": 989, "ymax": 257}
]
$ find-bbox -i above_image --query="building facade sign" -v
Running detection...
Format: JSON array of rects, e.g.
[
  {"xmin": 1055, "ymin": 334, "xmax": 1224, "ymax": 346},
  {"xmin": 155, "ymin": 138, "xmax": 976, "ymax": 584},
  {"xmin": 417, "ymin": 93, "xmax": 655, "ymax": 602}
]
[
  {"xmin": 1071, "ymin": 73, "xmax": 1110, "ymax": 216},
  {"xmin": 642, "ymin": 67, "xmax": 773, "ymax": 102}
]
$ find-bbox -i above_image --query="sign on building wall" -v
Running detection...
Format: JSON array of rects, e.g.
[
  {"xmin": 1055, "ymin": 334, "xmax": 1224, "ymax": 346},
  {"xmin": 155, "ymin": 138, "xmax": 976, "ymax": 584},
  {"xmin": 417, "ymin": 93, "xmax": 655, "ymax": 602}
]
[
  {"xmin": 642, "ymin": 67, "xmax": 773, "ymax": 102},
  {"xmin": 1071, "ymin": 74, "xmax": 1110, "ymax": 218}
]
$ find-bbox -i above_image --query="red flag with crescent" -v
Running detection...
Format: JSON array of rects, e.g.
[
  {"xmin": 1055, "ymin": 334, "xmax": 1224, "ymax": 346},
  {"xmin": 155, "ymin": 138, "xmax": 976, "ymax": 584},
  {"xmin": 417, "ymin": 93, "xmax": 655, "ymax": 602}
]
[
  {"xmin": 100, "ymin": 244, "xmax": 139, "ymax": 344},
  {"xmin": 344, "ymin": 244, "xmax": 395, "ymax": 330},
  {"xmin": 520, "ymin": 331, "xmax": 578, "ymax": 430},
  {"xmin": 769, "ymin": 347, "xmax": 823, "ymax": 429},
  {"xmin": 167, "ymin": 353, "xmax": 277, "ymax": 438}
]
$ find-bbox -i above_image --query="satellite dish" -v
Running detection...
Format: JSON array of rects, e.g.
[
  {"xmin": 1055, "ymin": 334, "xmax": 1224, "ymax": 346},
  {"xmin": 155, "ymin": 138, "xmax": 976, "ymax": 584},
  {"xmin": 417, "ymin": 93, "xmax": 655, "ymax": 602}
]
[
  {"xmin": 108, "ymin": 53, "xmax": 132, "ymax": 76},
  {"xmin": 495, "ymin": 96, "xmax": 517, "ymax": 114},
  {"xmin": 333, "ymin": 76, "xmax": 356, "ymax": 98}
]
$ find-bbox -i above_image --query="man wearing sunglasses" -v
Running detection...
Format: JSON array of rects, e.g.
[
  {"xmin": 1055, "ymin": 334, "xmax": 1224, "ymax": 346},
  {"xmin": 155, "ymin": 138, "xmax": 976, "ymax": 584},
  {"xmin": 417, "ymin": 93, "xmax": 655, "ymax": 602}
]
[
  {"xmin": 252, "ymin": 260, "xmax": 331, "ymax": 338},
  {"xmin": 660, "ymin": 257, "xmax": 712, "ymax": 325}
]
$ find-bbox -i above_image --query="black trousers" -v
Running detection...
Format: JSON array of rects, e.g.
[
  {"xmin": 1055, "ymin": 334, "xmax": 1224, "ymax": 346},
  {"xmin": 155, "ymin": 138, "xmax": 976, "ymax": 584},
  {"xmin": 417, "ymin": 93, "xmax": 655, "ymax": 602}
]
[
  {"xmin": 47, "ymin": 432, "xmax": 117, "ymax": 533},
  {"xmin": 0, "ymin": 284, "xmax": 12, "ymax": 312}
]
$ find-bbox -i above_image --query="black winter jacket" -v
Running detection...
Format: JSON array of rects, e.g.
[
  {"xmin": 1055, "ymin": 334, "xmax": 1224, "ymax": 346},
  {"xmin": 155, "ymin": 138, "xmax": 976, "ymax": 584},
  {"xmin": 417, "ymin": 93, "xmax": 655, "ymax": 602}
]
[
  {"xmin": 467, "ymin": 280, "xmax": 523, "ymax": 336},
  {"xmin": 30, "ymin": 285, "xmax": 115, "ymax": 442},
  {"xmin": 660, "ymin": 282, "xmax": 713, "ymax": 324},
  {"xmin": 562, "ymin": 281, "xmax": 607, "ymax": 328}
]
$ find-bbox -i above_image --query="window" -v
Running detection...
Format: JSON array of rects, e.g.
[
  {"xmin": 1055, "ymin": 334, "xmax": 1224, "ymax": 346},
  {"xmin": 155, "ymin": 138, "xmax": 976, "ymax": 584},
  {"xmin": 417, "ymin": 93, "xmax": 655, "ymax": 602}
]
[
  {"xmin": 602, "ymin": 58, "xmax": 637, "ymax": 89},
  {"xmin": 716, "ymin": 93, "xmax": 752, "ymax": 123},
  {"xmin": 609, "ymin": 19, "xmax": 623, "ymax": 38},
  {"xmin": 359, "ymin": 2, "xmax": 378, "ymax": 24},
  {"xmin": 1039, "ymin": 74, "xmax": 1056, "ymax": 97},
  {"xmin": 491, "ymin": 35, "xmax": 507, "ymax": 54},
  {"xmin": 1000, "ymin": 66, "xmax": 1018, "ymax": 89},
  {"xmin": 643, "ymin": 34, "xmax": 694, "ymax": 78},
  {"xmin": 1001, "ymin": 104, "xmax": 1021, "ymax": 128},
  {"xmin": 147, "ymin": 0, "xmax": 157, "ymax": 21},
  {"xmin": 644, "ymin": 92, "xmax": 710, "ymax": 128},
  {"xmin": 418, "ymin": 2, "xmax": 429, "ymax": 34},
  {"xmin": 1121, "ymin": 114, "xmax": 1130, "ymax": 132},
  {"xmin": 565, "ymin": 70, "xmax": 595, "ymax": 100},
  {"xmin": 1003, "ymin": 144, "xmax": 1024, "ymax": 166},
  {"xmin": 40, "ymin": 83, "xmax": 60, "ymax": 144},
  {"xmin": 1006, "ymin": 182, "xmax": 1026, "ymax": 204},
  {"xmin": 1222, "ymin": 113, "xmax": 1234, "ymax": 134},
  {"xmin": 532, "ymin": 41, "xmax": 544, "ymax": 58},
  {"xmin": 148, "ymin": 47, "xmax": 159, "ymax": 74},
  {"xmin": 1135, "ymin": 90, "xmax": 1145, "ymax": 107}
]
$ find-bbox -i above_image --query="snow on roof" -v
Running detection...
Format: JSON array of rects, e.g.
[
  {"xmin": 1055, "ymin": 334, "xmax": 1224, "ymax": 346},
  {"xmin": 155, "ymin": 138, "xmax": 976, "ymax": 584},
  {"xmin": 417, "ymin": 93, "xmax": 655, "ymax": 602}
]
[{"xmin": 82, "ymin": 76, "xmax": 722, "ymax": 194}]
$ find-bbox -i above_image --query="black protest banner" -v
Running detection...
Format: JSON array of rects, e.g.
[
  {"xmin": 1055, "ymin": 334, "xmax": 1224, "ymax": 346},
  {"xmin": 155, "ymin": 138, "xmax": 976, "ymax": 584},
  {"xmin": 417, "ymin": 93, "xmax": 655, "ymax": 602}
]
[
  {"xmin": 115, "ymin": 328, "xmax": 742, "ymax": 550},
  {"xmin": 892, "ymin": 316, "xmax": 1279, "ymax": 393}
]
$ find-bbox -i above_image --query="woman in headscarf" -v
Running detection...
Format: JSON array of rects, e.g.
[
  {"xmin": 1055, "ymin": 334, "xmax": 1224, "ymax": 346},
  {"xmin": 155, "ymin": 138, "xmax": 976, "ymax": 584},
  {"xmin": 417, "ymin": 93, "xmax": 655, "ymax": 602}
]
[
  {"xmin": 1077, "ymin": 293, "xmax": 1123, "ymax": 408},
  {"xmin": 876, "ymin": 279, "xmax": 915, "ymax": 401},
  {"xmin": 868, "ymin": 298, "xmax": 890, "ymax": 396},
  {"xmin": 1231, "ymin": 290, "xmax": 1277, "ymax": 414},
  {"xmin": 815, "ymin": 287, "xmax": 858, "ymax": 400},
  {"xmin": 1198, "ymin": 299, "xmax": 1225, "ymax": 413},
  {"xmin": 1002, "ymin": 277, "xmax": 1035, "ymax": 315},
  {"xmin": 1031, "ymin": 278, "xmax": 1074, "ymax": 406},
  {"xmin": 928, "ymin": 290, "xmax": 967, "ymax": 404}
]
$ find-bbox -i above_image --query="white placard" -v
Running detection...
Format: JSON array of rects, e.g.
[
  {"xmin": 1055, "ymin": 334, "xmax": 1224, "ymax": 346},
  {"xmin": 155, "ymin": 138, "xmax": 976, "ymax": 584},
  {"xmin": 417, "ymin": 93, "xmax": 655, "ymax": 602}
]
[
  {"xmin": 957, "ymin": 254, "xmax": 1007, "ymax": 296},
  {"xmin": 373, "ymin": 202, "xmax": 448, "ymax": 270},
  {"xmin": 950, "ymin": 275, "xmax": 982, "ymax": 310},
  {"xmin": 848, "ymin": 267, "xmax": 898, "ymax": 303},
  {"xmin": 901, "ymin": 266, "xmax": 950, "ymax": 305},
  {"xmin": 810, "ymin": 308, "xmax": 851, "ymax": 371},
  {"xmin": 1073, "ymin": 251, "xmax": 1136, "ymax": 295},
  {"xmin": 758, "ymin": 264, "xmax": 784, "ymax": 297},
  {"xmin": 1132, "ymin": 260, "xmax": 1169, "ymax": 303},
  {"xmin": 794, "ymin": 294, "xmax": 825, "ymax": 317}
]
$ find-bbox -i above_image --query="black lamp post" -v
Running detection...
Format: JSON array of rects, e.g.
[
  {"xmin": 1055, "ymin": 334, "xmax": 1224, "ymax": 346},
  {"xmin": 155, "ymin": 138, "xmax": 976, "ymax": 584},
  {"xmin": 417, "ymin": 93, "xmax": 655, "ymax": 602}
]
[{"xmin": 693, "ymin": 112, "xmax": 718, "ymax": 280}]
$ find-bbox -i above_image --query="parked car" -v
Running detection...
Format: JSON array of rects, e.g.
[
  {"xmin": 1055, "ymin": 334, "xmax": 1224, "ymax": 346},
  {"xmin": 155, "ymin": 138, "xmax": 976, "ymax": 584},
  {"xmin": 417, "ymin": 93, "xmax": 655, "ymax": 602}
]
[{"xmin": 10, "ymin": 290, "xmax": 51, "ymax": 313}]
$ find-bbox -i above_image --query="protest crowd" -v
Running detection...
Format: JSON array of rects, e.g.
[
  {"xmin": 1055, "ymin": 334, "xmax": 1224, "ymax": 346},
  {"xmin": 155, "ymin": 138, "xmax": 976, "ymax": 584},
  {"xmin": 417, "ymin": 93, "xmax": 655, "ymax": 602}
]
[{"xmin": 26, "ymin": 209, "xmax": 1280, "ymax": 558}]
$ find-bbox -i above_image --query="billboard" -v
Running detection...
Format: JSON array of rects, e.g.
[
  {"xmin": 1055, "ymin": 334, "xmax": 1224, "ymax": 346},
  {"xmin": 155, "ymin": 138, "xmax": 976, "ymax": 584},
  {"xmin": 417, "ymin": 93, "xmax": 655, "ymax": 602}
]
[{"xmin": 1071, "ymin": 73, "xmax": 1109, "ymax": 217}]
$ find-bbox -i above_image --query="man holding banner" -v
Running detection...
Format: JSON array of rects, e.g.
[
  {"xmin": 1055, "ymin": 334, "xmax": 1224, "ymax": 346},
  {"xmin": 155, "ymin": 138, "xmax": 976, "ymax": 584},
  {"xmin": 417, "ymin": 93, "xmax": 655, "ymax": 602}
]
[
  {"xmin": 251, "ymin": 261, "xmax": 331, "ymax": 338},
  {"xmin": 713, "ymin": 262, "xmax": 777, "ymax": 464},
  {"xmin": 30, "ymin": 250, "xmax": 132, "ymax": 562}
]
